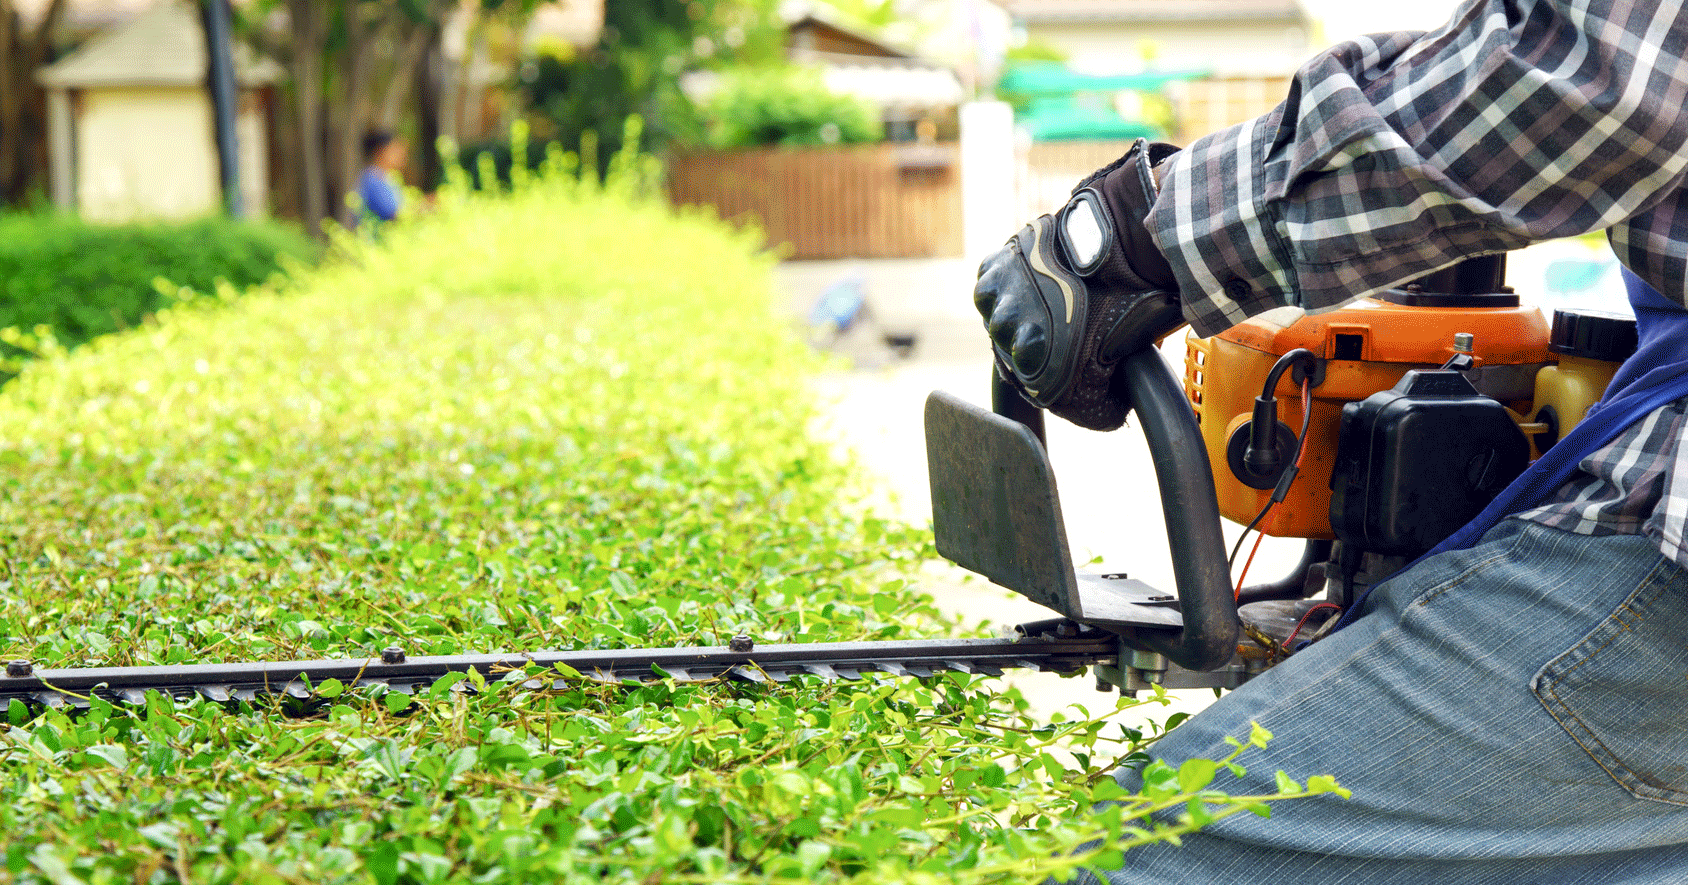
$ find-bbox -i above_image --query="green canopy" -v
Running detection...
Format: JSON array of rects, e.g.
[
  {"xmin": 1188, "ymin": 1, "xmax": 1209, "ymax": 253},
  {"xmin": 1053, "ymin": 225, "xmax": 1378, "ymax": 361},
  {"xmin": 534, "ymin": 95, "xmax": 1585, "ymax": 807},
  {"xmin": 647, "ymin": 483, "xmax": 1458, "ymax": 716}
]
[
  {"xmin": 997, "ymin": 63, "xmax": 1208, "ymax": 96},
  {"xmin": 998, "ymin": 63, "xmax": 1209, "ymax": 142}
]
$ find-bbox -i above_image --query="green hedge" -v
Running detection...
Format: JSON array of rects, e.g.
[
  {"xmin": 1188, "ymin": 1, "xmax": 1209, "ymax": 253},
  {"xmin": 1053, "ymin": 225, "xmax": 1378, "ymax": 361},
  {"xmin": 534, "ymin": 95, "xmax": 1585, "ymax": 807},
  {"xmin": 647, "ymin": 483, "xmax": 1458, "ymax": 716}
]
[
  {"xmin": 0, "ymin": 213, "xmax": 316, "ymax": 352},
  {"xmin": 0, "ymin": 159, "xmax": 1334, "ymax": 883}
]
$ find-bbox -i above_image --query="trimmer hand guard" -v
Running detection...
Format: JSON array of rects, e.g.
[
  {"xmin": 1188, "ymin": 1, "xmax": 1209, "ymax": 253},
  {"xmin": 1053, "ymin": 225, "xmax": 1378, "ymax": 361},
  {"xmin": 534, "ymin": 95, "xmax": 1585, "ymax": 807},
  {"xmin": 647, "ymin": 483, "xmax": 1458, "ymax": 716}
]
[
  {"xmin": 924, "ymin": 391, "xmax": 1181, "ymax": 630},
  {"xmin": 924, "ymin": 350, "xmax": 1239, "ymax": 672}
]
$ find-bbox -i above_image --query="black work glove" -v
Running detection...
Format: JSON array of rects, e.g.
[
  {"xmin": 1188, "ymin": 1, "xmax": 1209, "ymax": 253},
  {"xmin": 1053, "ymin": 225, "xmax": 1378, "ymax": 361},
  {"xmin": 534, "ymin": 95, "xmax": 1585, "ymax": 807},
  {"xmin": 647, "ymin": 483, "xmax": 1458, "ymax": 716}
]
[{"xmin": 973, "ymin": 139, "xmax": 1184, "ymax": 431}]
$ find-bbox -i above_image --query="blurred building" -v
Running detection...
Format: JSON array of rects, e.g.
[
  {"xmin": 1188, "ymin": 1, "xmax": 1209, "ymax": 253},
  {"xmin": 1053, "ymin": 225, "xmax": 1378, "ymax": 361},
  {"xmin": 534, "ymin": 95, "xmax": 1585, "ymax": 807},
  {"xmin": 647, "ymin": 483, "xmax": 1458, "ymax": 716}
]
[
  {"xmin": 1002, "ymin": 0, "xmax": 1311, "ymax": 77},
  {"xmin": 13, "ymin": 0, "xmax": 157, "ymax": 35},
  {"xmin": 1000, "ymin": 0, "xmax": 1312, "ymax": 142},
  {"xmin": 784, "ymin": 5, "xmax": 967, "ymax": 141},
  {"xmin": 36, "ymin": 2, "xmax": 280, "ymax": 222}
]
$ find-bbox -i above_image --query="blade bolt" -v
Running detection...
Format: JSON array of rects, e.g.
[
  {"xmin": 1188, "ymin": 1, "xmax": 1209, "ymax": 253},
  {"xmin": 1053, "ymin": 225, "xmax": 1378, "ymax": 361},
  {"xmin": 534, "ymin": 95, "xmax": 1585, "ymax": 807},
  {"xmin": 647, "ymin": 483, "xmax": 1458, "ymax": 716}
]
[
  {"xmin": 6, "ymin": 660, "xmax": 32, "ymax": 678},
  {"xmin": 381, "ymin": 646, "xmax": 406, "ymax": 665},
  {"xmin": 728, "ymin": 635, "xmax": 754, "ymax": 653}
]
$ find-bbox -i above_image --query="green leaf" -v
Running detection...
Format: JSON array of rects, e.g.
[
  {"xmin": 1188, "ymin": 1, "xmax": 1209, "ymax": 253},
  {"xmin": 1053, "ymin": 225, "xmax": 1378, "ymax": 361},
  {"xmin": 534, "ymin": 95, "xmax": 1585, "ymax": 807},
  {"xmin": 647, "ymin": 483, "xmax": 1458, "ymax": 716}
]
[
  {"xmin": 796, "ymin": 840, "xmax": 832, "ymax": 877},
  {"xmin": 1275, "ymin": 771, "xmax": 1302, "ymax": 793},
  {"xmin": 27, "ymin": 846, "xmax": 78, "ymax": 885},
  {"xmin": 1140, "ymin": 761, "xmax": 1179, "ymax": 800},
  {"xmin": 1306, "ymin": 775, "xmax": 1351, "ymax": 798},
  {"xmin": 1176, "ymin": 758, "xmax": 1217, "ymax": 793},
  {"xmin": 383, "ymin": 690, "xmax": 413, "ymax": 715},
  {"xmin": 84, "ymin": 744, "xmax": 128, "ymax": 772},
  {"xmin": 366, "ymin": 841, "xmax": 400, "ymax": 885}
]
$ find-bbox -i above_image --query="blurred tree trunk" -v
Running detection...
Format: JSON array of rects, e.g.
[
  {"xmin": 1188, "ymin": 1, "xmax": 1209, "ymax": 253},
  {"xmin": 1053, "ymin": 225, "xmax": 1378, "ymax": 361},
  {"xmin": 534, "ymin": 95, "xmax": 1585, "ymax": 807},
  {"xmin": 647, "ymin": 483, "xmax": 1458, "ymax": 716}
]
[
  {"xmin": 246, "ymin": 0, "xmax": 532, "ymax": 228},
  {"xmin": 0, "ymin": 0, "xmax": 67, "ymax": 207},
  {"xmin": 281, "ymin": 0, "xmax": 328, "ymax": 232},
  {"xmin": 415, "ymin": 27, "xmax": 445, "ymax": 189}
]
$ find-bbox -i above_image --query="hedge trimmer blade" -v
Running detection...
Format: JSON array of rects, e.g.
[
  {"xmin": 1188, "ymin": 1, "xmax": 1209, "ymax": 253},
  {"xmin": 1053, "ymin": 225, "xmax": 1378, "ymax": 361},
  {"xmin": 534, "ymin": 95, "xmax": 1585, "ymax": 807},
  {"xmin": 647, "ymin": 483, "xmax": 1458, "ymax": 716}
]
[{"xmin": 0, "ymin": 630, "xmax": 1122, "ymax": 710}]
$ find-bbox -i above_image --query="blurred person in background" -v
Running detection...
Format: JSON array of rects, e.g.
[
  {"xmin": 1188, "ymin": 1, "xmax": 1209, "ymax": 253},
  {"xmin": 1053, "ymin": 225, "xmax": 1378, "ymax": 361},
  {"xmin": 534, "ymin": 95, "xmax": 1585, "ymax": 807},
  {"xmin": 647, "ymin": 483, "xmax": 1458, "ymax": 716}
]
[{"xmin": 353, "ymin": 129, "xmax": 406, "ymax": 231}]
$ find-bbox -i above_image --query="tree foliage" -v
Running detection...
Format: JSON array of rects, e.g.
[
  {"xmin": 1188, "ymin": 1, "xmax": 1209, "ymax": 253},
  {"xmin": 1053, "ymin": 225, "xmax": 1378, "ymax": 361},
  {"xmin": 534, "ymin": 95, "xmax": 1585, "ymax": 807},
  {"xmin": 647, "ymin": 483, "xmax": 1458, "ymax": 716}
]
[
  {"xmin": 518, "ymin": 0, "xmax": 783, "ymax": 169},
  {"xmin": 238, "ymin": 0, "xmax": 545, "ymax": 231}
]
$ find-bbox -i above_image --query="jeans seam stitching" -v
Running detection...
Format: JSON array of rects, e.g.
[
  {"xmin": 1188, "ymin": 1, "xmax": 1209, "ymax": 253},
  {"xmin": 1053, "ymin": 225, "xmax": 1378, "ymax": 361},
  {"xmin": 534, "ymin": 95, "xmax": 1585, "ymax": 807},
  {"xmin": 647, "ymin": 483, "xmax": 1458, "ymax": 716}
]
[{"xmin": 1411, "ymin": 526, "xmax": 1535, "ymax": 608}]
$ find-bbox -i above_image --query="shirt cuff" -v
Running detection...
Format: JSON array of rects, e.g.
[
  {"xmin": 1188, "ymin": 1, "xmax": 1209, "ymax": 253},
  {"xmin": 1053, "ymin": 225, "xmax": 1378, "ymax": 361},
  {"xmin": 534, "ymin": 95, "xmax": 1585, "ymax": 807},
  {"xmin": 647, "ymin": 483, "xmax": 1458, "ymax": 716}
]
[{"xmin": 1146, "ymin": 115, "xmax": 1300, "ymax": 338}]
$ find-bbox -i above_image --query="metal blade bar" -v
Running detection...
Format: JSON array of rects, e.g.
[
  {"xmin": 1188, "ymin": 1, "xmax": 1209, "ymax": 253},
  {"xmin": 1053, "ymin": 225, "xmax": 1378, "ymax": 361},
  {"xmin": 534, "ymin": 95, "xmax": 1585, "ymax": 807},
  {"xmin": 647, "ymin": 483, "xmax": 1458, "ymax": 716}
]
[{"xmin": 0, "ymin": 635, "xmax": 1119, "ymax": 709}]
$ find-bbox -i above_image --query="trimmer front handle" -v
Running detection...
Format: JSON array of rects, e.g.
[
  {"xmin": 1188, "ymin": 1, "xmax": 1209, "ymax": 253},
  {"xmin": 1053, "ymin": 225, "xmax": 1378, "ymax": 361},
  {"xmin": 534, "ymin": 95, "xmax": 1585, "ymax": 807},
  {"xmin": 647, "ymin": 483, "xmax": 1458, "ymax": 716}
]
[{"xmin": 927, "ymin": 350, "xmax": 1238, "ymax": 672}]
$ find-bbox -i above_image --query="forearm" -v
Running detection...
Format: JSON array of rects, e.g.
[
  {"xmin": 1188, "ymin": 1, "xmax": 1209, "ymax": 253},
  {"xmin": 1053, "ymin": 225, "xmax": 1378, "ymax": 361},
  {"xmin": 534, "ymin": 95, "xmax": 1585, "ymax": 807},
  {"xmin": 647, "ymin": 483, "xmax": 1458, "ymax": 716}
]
[{"xmin": 1150, "ymin": 1, "xmax": 1688, "ymax": 337}]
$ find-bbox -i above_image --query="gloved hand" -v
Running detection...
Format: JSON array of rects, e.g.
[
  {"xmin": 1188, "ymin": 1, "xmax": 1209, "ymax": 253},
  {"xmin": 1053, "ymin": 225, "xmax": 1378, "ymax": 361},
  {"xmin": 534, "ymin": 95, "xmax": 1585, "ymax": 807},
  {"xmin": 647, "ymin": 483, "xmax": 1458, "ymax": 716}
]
[{"xmin": 974, "ymin": 139, "xmax": 1184, "ymax": 431}]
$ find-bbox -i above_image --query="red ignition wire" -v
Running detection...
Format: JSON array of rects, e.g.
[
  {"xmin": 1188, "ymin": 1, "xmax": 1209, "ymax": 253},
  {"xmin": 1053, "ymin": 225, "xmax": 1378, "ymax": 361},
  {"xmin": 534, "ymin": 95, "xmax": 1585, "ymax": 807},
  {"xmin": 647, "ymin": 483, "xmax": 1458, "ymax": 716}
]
[{"xmin": 1283, "ymin": 602, "xmax": 1343, "ymax": 650}]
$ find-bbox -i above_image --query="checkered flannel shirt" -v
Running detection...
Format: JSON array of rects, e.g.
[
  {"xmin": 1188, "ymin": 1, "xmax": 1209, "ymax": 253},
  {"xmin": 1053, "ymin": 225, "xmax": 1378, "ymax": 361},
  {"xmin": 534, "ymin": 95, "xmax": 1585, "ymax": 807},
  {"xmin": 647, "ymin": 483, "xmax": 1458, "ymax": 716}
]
[{"xmin": 1144, "ymin": 0, "xmax": 1688, "ymax": 565}]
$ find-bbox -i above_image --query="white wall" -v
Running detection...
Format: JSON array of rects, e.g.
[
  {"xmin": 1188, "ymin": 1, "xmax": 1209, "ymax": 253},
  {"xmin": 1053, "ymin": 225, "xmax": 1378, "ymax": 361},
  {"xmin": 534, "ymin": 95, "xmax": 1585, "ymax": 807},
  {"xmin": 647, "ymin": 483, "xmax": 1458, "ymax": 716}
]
[
  {"xmin": 77, "ymin": 86, "xmax": 218, "ymax": 222},
  {"xmin": 236, "ymin": 96, "xmax": 269, "ymax": 218},
  {"xmin": 959, "ymin": 100, "xmax": 1018, "ymax": 263},
  {"xmin": 1032, "ymin": 20, "xmax": 1311, "ymax": 78}
]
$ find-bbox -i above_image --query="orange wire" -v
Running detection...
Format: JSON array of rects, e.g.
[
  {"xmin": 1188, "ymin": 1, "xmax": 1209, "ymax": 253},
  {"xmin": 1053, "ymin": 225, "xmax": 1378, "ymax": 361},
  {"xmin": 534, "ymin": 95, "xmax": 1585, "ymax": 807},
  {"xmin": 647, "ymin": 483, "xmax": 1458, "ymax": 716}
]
[{"xmin": 1234, "ymin": 531, "xmax": 1266, "ymax": 601}]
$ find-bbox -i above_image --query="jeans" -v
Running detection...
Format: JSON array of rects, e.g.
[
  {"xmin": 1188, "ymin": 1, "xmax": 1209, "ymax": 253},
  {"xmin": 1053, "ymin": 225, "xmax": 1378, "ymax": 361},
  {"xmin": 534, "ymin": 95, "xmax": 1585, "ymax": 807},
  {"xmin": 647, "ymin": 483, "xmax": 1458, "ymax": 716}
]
[{"xmin": 1081, "ymin": 519, "xmax": 1688, "ymax": 884}]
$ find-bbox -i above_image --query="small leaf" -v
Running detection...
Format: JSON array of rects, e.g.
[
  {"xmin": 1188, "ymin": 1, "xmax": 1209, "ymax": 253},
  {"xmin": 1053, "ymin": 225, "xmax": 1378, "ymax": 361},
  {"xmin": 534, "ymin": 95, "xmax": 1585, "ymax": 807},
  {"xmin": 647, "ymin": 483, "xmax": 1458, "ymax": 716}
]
[
  {"xmin": 1176, "ymin": 758, "xmax": 1217, "ymax": 793},
  {"xmin": 366, "ymin": 841, "xmax": 400, "ymax": 885},
  {"xmin": 84, "ymin": 744, "xmax": 128, "ymax": 772},
  {"xmin": 1306, "ymin": 775, "xmax": 1351, "ymax": 798},
  {"xmin": 1140, "ymin": 761, "xmax": 1178, "ymax": 800},
  {"xmin": 1274, "ymin": 771, "xmax": 1301, "ymax": 793},
  {"xmin": 796, "ymin": 841, "xmax": 837, "ymax": 871}
]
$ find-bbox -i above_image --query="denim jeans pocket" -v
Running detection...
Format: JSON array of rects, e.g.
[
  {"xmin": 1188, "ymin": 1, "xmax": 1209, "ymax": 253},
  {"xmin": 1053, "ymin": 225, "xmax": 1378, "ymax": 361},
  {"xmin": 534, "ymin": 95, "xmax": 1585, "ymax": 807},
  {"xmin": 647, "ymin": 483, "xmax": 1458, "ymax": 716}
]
[{"xmin": 1533, "ymin": 559, "xmax": 1688, "ymax": 806}]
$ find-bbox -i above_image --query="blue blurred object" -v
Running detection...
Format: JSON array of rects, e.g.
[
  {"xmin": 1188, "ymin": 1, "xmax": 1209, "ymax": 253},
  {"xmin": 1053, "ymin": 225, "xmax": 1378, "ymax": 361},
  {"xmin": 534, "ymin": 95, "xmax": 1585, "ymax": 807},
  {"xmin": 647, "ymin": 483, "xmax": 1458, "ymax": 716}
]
[
  {"xmin": 1544, "ymin": 258, "xmax": 1610, "ymax": 295},
  {"xmin": 809, "ymin": 276, "xmax": 867, "ymax": 331}
]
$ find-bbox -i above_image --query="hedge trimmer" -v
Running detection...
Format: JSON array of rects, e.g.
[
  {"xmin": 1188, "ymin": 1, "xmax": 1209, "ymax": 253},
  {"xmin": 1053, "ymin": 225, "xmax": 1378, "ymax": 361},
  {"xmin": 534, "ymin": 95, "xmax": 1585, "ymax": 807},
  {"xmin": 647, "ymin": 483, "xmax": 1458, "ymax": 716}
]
[{"xmin": 0, "ymin": 258, "xmax": 1635, "ymax": 712}]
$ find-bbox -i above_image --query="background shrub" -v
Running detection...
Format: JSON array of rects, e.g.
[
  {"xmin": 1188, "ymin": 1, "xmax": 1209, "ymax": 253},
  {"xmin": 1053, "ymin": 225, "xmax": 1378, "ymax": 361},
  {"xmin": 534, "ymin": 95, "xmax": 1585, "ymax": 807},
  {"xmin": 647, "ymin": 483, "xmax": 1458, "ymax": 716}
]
[
  {"xmin": 702, "ymin": 66, "xmax": 883, "ymax": 149},
  {"xmin": 0, "ymin": 213, "xmax": 317, "ymax": 353}
]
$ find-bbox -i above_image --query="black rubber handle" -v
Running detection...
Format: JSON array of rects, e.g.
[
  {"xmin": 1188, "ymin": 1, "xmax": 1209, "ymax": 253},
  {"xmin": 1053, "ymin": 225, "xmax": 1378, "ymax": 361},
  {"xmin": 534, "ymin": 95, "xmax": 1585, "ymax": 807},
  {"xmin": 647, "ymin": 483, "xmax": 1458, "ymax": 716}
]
[
  {"xmin": 1119, "ymin": 348, "xmax": 1238, "ymax": 670},
  {"xmin": 990, "ymin": 371, "xmax": 1046, "ymax": 447}
]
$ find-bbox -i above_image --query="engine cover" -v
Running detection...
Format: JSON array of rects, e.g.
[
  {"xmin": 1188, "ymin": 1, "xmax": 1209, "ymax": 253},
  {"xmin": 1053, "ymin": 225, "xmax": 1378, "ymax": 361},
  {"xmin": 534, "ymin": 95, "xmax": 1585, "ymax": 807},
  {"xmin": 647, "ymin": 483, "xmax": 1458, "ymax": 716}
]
[
  {"xmin": 1329, "ymin": 369, "xmax": 1530, "ymax": 557},
  {"xmin": 1184, "ymin": 290, "xmax": 1551, "ymax": 539}
]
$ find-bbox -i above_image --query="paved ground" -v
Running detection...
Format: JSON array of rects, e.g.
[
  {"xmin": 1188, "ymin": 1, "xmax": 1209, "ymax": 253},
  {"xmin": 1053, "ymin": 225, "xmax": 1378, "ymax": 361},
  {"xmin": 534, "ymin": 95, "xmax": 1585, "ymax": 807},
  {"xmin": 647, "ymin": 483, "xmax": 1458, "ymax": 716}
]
[{"xmin": 774, "ymin": 258, "xmax": 1313, "ymax": 730}]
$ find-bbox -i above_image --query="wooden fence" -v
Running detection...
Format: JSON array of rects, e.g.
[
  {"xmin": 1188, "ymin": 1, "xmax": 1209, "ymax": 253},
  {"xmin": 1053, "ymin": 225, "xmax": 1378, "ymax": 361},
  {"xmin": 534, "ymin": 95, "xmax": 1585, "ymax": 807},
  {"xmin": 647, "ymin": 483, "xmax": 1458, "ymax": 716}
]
[
  {"xmin": 667, "ymin": 143, "xmax": 963, "ymax": 260},
  {"xmin": 1172, "ymin": 76, "xmax": 1293, "ymax": 141}
]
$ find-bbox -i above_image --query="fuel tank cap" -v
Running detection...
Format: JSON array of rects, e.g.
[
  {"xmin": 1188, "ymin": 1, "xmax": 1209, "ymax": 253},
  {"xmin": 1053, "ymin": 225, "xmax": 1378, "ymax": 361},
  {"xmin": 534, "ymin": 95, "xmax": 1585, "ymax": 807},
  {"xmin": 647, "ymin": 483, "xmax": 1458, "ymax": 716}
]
[{"xmin": 1550, "ymin": 309, "xmax": 1638, "ymax": 362}]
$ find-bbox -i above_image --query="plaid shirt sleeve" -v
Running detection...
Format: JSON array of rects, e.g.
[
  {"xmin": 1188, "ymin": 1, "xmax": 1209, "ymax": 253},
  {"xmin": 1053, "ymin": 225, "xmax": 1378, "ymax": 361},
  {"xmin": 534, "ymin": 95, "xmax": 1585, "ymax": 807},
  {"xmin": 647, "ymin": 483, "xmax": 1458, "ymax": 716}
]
[{"xmin": 1147, "ymin": 0, "xmax": 1688, "ymax": 337}]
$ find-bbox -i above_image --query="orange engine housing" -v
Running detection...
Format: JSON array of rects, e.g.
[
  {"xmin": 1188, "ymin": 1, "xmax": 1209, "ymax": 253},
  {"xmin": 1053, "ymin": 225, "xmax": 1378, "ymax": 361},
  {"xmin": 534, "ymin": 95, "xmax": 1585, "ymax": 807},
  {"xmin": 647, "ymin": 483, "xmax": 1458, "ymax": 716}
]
[{"xmin": 1183, "ymin": 296, "xmax": 1553, "ymax": 539}]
